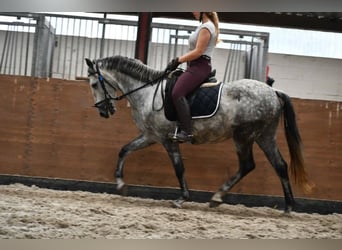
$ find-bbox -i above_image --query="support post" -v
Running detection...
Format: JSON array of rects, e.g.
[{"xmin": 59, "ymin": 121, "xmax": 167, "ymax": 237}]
[
  {"xmin": 135, "ymin": 12, "xmax": 152, "ymax": 64},
  {"xmin": 32, "ymin": 14, "xmax": 55, "ymax": 78}
]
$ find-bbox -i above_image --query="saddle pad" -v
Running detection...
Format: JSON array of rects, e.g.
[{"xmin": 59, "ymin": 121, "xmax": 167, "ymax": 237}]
[{"xmin": 190, "ymin": 82, "xmax": 223, "ymax": 119}]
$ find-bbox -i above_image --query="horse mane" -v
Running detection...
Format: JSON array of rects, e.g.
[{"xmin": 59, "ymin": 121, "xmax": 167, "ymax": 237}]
[{"xmin": 96, "ymin": 55, "xmax": 165, "ymax": 83}]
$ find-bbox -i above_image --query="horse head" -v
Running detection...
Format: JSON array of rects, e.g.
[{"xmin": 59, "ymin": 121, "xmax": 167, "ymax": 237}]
[{"xmin": 85, "ymin": 58, "xmax": 116, "ymax": 118}]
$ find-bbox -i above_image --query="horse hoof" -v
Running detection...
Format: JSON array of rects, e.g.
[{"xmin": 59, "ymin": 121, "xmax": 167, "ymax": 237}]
[
  {"xmin": 116, "ymin": 178, "xmax": 126, "ymax": 190},
  {"xmin": 284, "ymin": 206, "xmax": 293, "ymax": 215},
  {"xmin": 210, "ymin": 192, "xmax": 223, "ymax": 208},
  {"xmin": 116, "ymin": 178, "xmax": 128, "ymax": 196},
  {"xmin": 171, "ymin": 199, "xmax": 185, "ymax": 208},
  {"xmin": 209, "ymin": 200, "xmax": 222, "ymax": 208},
  {"xmin": 116, "ymin": 184, "xmax": 128, "ymax": 196}
]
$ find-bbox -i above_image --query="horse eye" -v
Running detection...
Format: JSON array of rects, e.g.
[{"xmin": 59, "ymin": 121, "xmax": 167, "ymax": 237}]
[{"xmin": 91, "ymin": 83, "xmax": 98, "ymax": 89}]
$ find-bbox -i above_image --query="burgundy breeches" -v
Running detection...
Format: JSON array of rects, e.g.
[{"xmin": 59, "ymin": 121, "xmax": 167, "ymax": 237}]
[{"xmin": 171, "ymin": 56, "xmax": 212, "ymax": 103}]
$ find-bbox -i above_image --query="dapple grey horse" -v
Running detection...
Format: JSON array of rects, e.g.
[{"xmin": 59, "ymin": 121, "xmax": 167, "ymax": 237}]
[{"xmin": 85, "ymin": 55, "xmax": 313, "ymax": 213}]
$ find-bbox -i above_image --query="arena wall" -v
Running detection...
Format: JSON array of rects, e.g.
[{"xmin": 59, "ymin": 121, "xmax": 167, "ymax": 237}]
[{"xmin": 0, "ymin": 75, "xmax": 341, "ymax": 201}]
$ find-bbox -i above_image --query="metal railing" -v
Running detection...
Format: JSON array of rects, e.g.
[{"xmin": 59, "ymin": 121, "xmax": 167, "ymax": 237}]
[
  {"xmin": 0, "ymin": 19, "xmax": 36, "ymax": 76},
  {"xmin": 0, "ymin": 12, "xmax": 269, "ymax": 82}
]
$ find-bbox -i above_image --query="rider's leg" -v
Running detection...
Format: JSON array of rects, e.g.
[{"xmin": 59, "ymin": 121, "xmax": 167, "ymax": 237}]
[
  {"xmin": 170, "ymin": 57, "xmax": 211, "ymax": 142},
  {"xmin": 173, "ymin": 96, "xmax": 193, "ymax": 142}
]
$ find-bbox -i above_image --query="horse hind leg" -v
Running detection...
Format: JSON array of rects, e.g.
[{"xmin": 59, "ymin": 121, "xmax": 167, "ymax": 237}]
[
  {"xmin": 256, "ymin": 137, "xmax": 295, "ymax": 213},
  {"xmin": 210, "ymin": 137, "xmax": 255, "ymax": 208}
]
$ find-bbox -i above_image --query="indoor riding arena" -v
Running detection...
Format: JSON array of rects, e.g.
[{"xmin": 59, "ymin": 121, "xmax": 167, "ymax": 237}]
[{"xmin": 0, "ymin": 12, "xmax": 341, "ymax": 239}]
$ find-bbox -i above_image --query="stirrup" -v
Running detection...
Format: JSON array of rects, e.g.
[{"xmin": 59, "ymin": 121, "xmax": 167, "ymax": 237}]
[
  {"xmin": 175, "ymin": 130, "xmax": 193, "ymax": 143},
  {"xmin": 168, "ymin": 126, "xmax": 193, "ymax": 143},
  {"xmin": 168, "ymin": 126, "xmax": 179, "ymax": 141}
]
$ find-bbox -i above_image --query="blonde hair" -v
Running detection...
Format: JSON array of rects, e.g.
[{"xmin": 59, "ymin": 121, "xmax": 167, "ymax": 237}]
[{"xmin": 204, "ymin": 12, "xmax": 220, "ymax": 44}]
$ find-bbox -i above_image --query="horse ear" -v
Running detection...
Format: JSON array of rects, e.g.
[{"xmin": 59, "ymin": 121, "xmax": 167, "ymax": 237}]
[{"xmin": 85, "ymin": 58, "xmax": 94, "ymax": 69}]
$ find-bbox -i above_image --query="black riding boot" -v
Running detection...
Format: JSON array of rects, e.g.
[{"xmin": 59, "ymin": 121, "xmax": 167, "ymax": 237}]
[{"xmin": 172, "ymin": 97, "xmax": 193, "ymax": 142}]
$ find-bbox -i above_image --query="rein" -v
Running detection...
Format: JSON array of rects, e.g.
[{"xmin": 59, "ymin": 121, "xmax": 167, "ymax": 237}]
[{"xmin": 93, "ymin": 64, "xmax": 167, "ymax": 102}]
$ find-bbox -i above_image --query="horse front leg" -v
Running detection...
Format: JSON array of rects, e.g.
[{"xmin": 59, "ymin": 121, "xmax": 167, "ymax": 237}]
[
  {"xmin": 115, "ymin": 134, "xmax": 155, "ymax": 192},
  {"xmin": 162, "ymin": 140, "xmax": 190, "ymax": 208}
]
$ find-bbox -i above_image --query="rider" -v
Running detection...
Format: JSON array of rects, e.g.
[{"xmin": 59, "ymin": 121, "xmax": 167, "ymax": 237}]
[{"xmin": 166, "ymin": 12, "xmax": 220, "ymax": 142}]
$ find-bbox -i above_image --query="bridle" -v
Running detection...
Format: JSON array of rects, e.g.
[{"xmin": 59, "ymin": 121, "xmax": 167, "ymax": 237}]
[
  {"xmin": 89, "ymin": 63, "xmax": 168, "ymax": 115},
  {"xmin": 89, "ymin": 64, "xmax": 117, "ymax": 115}
]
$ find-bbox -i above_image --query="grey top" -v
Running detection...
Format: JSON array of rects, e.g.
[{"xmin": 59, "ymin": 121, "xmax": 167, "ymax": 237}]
[{"xmin": 189, "ymin": 21, "xmax": 216, "ymax": 58}]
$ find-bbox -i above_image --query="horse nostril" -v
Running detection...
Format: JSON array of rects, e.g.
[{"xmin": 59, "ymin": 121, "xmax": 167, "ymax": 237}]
[
  {"xmin": 94, "ymin": 99, "xmax": 114, "ymax": 118},
  {"xmin": 99, "ymin": 110, "xmax": 109, "ymax": 118},
  {"xmin": 109, "ymin": 105, "xmax": 115, "ymax": 115}
]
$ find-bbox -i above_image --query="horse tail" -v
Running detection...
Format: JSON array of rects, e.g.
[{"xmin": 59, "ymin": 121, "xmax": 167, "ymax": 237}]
[{"xmin": 276, "ymin": 91, "xmax": 315, "ymax": 193}]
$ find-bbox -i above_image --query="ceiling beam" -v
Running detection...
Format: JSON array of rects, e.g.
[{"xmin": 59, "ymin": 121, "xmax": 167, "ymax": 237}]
[{"xmin": 149, "ymin": 12, "xmax": 342, "ymax": 33}]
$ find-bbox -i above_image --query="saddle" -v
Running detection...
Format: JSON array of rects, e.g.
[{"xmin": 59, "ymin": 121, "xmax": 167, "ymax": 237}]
[{"xmin": 164, "ymin": 69, "xmax": 223, "ymax": 121}]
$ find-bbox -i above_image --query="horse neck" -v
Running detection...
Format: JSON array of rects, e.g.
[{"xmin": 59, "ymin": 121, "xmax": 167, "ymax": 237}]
[{"xmin": 110, "ymin": 70, "xmax": 155, "ymax": 107}]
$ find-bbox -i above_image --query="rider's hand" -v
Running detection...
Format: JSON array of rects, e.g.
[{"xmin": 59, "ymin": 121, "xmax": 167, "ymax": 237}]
[{"xmin": 166, "ymin": 57, "xmax": 180, "ymax": 72}]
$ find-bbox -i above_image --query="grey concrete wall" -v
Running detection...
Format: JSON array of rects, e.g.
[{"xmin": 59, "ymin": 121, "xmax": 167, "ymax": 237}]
[
  {"xmin": 210, "ymin": 50, "xmax": 342, "ymax": 102},
  {"xmin": 266, "ymin": 53, "xmax": 342, "ymax": 101}
]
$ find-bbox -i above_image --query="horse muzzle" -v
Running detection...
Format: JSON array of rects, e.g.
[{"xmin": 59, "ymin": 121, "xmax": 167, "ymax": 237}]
[{"xmin": 94, "ymin": 99, "xmax": 116, "ymax": 119}]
